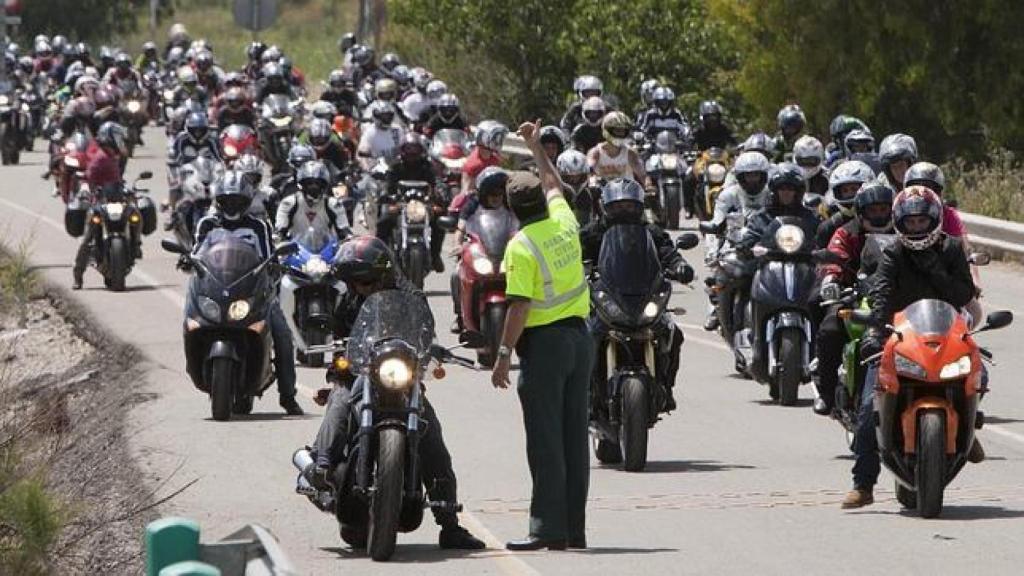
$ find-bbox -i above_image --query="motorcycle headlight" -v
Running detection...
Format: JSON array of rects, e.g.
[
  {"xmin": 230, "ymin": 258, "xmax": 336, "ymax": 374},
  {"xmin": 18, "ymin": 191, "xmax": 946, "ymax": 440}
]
[
  {"xmin": 662, "ymin": 155, "xmax": 678, "ymax": 171},
  {"xmin": 406, "ymin": 200, "xmax": 428, "ymax": 223},
  {"xmin": 127, "ymin": 100, "xmax": 142, "ymax": 113},
  {"xmin": 163, "ymin": 90, "xmax": 175, "ymax": 101},
  {"xmin": 64, "ymin": 156, "xmax": 80, "ymax": 167},
  {"xmin": 223, "ymin": 143, "xmax": 238, "ymax": 157},
  {"xmin": 105, "ymin": 202, "xmax": 125, "ymax": 221},
  {"xmin": 198, "ymin": 296, "xmax": 222, "ymax": 322},
  {"xmin": 472, "ymin": 257, "xmax": 494, "ymax": 276},
  {"xmin": 775, "ymin": 224, "xmax": 804, "ymax": 254},
  {"xmin": 377, "ymin": 357, "xmax": 414, "ymax": 391},
  {"xmin": 302, "ymin": 255, "xmax": 331, "ymax": 277},
  {"xmin": 227, "ymin": 299, "xmax": 250, "ymax": 321},
  {"xmin": 20, "ymin": 103, "xmax": 30, "ymax": 112},
  {"xmin": 895, "ymin": 354, "xmax": 927, "ymax": 379},
  {"xmin": 939, "ymin": 355, "xmax": 972, "ymax": 380},
  {"xmin": 271, "ymin": 116, "xmax": 292, "ymax": 127},
  {"xmin": 0, "ymin": 95, "xmax": 9, "ymax": 105},
  {"xmin": 643, "ymin": 301, "xmax": 660, "ymax": 318}
]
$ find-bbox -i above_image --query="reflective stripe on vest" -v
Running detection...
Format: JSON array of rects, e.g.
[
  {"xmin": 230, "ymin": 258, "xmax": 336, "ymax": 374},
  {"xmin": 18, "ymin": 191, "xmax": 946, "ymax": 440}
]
[{"xmin": 516, "ymin": 233, "xmax": 587, "ymax": 309}]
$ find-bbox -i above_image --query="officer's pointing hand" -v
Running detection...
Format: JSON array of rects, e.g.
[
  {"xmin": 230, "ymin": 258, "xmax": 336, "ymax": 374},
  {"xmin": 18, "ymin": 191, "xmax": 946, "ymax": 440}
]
[
  {"xmin": 517, "ymin": 119, "xmax": 543, "ymax": 148},
  {"xmin": 491, "ymin": 356, "xmax": 511, "ymax": 389}
]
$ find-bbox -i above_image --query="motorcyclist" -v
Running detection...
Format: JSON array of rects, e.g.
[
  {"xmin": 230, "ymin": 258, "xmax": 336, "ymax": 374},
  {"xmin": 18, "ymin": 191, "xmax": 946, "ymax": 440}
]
[
  {"xmin": 59, "ymin": 76, "xmax": 100, "ymax": 135},
  {"xmin": 633, "ymin": 79, "xmax": 660, "ymax": 129},
  {"xmin": 560, "ymin": 75, "xmax": 604, "ymax": 134},
  {"xmin": 356, "ymin": 100, "xmax": 405, "ymax": 171},
  {"xmin": 92, "ymin": 88, "xmax": 123, "ymax": 132},
  {"xmin": 825, "ymin": 115, "xmax": 869, "ymax": 167},
  {"xmin": 814, "ymin": 182, "xmax": 894, "ymax": 415},
  {"xmin": 171, "ymin": 66, "xmax": 209, "ymax": 108},
  {"xmin": 580, "ymin": 178, "xmax": 694, "ymax": 411},
  {"xmin": 320, "ymin": 68, "xmax": 358, "ymax": 116},
  {"xmin": 401, "ymin": 68, "xmax": 434, "ymax": 125},
  {"xmin": 587, "ymin": 112, "xmax": 646, "ymax": 183},
  {"xmin": 422, "ymin": 94, "xmax": 468, "ymax": 137},
  {"xmin": 275, "ymin": 160, "xmax": 351, "ymax": 246},
  {"xmin": 570, "ymin": 96, "xmax": 606, "ymax": 153},
  {"xmin": 771, "ymin": 104, "xmax": 806, "ymax": 162},
  {"xmin": 816, "ymin": 160, "xmax": 875, "ymax": 248},
  {"xmin": 637, "ymin": 86, "xmax": 690, "ymax": 146},
  {"xmin": 167, "ymin": 112, "xmax": 223, "ymax": 214},
  {"xmin": 279, "ymin": 57, "xmax": 306, "ymax": 94},
  {"xmin": 299, "ymin": 118, "xmax": 350, "ymax": 176},
  {"xmin": 877, "ymin": 133, "xmax": 918, "ymax": 192},
  {"xmin": 135, "ymin": 42, "xmax": 161, "ymax": 71},
  {"xmin": 164, "ymin": 22, "xmax": 191, "ymax": 60},
  {"xmin": 243, "ymin": 41, "xmax": 266, "ymax": 79},
  {"xmin": 102, "ymin": 52, "xmax": 142, "ymax": 91},
  {"xmin": 842, "ymin": 186, "xmax": 979, "ymax": 509},
  {"xmin": 72, "ymin": 121, "xmax": 130, "ymax": 290},
  {"xmin": 692, "ymin": 100, "xmax": 737, "ymax": 152},
  {"xmin": 538, "ymin": 125, "xmax": 568, "ymax": 165},
  {"xmin": 97, "ymin": 46, "xmax": 115, "ymax": 77},
  {"xmin": 234, "ymin": 153, "xmax": 275, "ymax": 221},
  {"xmin": 215, "ymin": 87, "xmax": 256, "ymax": 129},
  {"xmin": 306, "ymin": 235, "xmax": 486, "ymax": 550},
  {"xmin": 269, "ymin": 144, "xmax": 316, "ymax": 203},
  {"xmin": 192, "ymin": 170, "xmax": 304, "ymax": 416},
  {"xmin": 737, "ymin": 162, "xmax": 820, "ymax": 253},
  {"xmin": 255, "ymin": 62, "xmax": 296, "ymax": 103},
  {"xmin": 460, "ymin": 119, "xmax": 506, "ymax": 193},
  {"xmin": 381, "ymin": 134, "xmax": 446, "ymax": 272},
  {"xmin": 338, "ymin": 33, "xmax": 357, "ymax": 66},
  {"xmin": 193, "ymin": 50, "xmax": 224, "ymax": 96},
  {"xmin": 793, "ymin": 135, "xmax": 829, "ymax": 200},
  {"xmin": 411, "ymin": 79, "xmax": 448, "ymax": 126},
  {"xmin": 557, "ymin": 149, "xmax": 596, "ymax": 225}
]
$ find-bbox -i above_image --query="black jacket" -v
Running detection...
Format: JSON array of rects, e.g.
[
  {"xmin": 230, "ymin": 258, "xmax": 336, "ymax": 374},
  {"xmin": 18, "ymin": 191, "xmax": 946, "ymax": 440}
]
[
  {"xmin": 816, "ymin": 211, "xmax": 853, "ymax": 249},
  {"xmin": 386, "ymin": 158, "xmax": 436, "ymax": 196},
  {"xmin": 693, "ymin": 123, "xmax": 737, "ymax": 151},
  {"xmin": 580, "ymin": 219, "xmax": 687, "ymax": 276},
  {"xmin": 868, "ymin": 235, "xmax": 975, "ymax": 329}
]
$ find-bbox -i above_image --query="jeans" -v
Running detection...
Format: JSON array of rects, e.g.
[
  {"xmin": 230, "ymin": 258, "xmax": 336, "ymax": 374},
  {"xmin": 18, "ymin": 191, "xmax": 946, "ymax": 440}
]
[
  {"xmin": 852, "ymin": 363, "xmax": 880, "ymax": 489},
  {"xmin": 815, "ymin": 304, "xmax": 846, "ymax": 408},
  {"xmin": 268, "ymin": 302, "xmax": 297, "ymax": 400}
]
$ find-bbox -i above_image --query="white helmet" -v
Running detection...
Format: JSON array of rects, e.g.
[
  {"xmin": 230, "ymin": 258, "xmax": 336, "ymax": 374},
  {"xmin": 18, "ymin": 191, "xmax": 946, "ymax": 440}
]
[
  {"xmin": 557, "ymin": 149, "xmax": 588, "ymax": 176},
  {"xmin": 425, "ymin": 80, "xmax": 448, "ymax": 102},
  {"xmin": 828, "ymin": 159, "xmax": 874, "ymax": 212},
  {"xmin": 475, "ymin": 120, "xmax": 508, "ymax": 151},
  {"xmin": 793, "ymin": 135, "xmax": 825, "ymax": 179},
  {"xmin": 733, "ymin": 151, "xmax": 771, "ymax": 197},
  {"xmin": 576, "ymin": 75, "xmax": 603, "ymax": 100},
  {"xmin": 581, "ymin": 96, "xmax": 606, "ymax": 127}
]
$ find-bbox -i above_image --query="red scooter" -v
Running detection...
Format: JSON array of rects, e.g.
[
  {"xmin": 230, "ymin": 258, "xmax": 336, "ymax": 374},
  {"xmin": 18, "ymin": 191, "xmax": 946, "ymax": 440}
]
[{"xmin": 441, "ymin": 207, "xmax": 518, "ymax": 367}]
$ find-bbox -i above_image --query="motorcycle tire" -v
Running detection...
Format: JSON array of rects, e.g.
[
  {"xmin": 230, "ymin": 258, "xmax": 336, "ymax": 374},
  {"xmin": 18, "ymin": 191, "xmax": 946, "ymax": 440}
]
[
  {"xmin": 593, "ymin": 437, "xmax": 623, "ymax": 464},
  {"xmin": 126, "ymin": 127, "xmax": 137, "ymax": 157},
  {"xmin": 404, "ymin": 245, "xmax": 428, "ymax": 290},
  {"xmin": 304, "ymin": 327, "xmax": 326, "ymax": 368},
  {"xmin": 620, "ymin": 377, "xmax": 650, "ymax": 472},
  {"xmin": 895, "ymin": 480, "xmax": 917, "ymax": 510},
  {"xmin": 106, "ymin": 237, "xmax": 129, "ymax": 292},
  {"xmin": 916, "ymin": 410, "xmax": 946, "ymax": 518},
  {"xmin": 209, "ymin": 357, "xmax": 235, "ymax": 422},
  {"xmin": 368, "ymin": 428, "xmax": 405, "ymax": 561},
  {"xmin": 665, "ymin": 190, "xmax": 681, "ymax": 230},
  {"xmin": 478, "ymin": 303, "xmax": 507, "ymax": 369},
  {"xmin": 777, "ymin": 330, "xmax": 802, "ymax": 406}
]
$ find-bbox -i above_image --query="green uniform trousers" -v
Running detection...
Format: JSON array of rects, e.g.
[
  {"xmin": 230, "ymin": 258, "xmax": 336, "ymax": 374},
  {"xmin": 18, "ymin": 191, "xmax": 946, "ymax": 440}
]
[{"xmin": 516, "ymin": 318, "xmax": 594, "ymax": 540}]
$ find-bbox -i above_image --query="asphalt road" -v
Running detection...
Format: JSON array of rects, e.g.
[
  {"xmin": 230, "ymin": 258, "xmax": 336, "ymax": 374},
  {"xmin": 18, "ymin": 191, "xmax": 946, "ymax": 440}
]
[{"xmin": 3, "ymin": 134, "xmax": 1024, "ymax": 575}]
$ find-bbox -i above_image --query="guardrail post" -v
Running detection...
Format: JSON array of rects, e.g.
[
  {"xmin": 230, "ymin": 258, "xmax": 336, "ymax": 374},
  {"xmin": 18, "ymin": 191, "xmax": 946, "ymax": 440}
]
[
  {"xmin": 159, "ymin": 561, "xmax": 222, "ymax": 576},
  {"xmin": 146, "ymin": 517, "xmax": 202, "ymax": 576}
]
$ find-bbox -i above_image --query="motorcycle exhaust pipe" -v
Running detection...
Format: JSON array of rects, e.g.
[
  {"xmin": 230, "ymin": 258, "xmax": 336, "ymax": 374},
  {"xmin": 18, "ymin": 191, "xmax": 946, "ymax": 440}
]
[{"xmin": 292, "ymin": 448, "xmax": 317, "ymax": 496}]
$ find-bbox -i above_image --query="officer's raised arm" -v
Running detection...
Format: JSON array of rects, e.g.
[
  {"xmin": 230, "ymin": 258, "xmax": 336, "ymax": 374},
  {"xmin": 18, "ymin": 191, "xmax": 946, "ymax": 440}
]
[{"xmin": 518, "ymin": 119, "xmax": 564, "ymax": 203}]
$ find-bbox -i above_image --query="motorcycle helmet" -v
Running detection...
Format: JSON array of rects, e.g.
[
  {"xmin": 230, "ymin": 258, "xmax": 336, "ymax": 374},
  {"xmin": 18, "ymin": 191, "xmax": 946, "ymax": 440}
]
[
  {"xmin": 17, "ymin": 56, "xmax": 33, "ymax": 75},
  {"xmin": 93, "ymin": 88, "xmax": 115, "ymax": 110},
  {"xmin": 381, "ymin": 52, "xmax": 401, "ymax": 72},
  {"xmin": 99, "ymin": 46, "xmax": 115, "ymax": 67},
  {"xmin": 288, "ymin": 144, "xmax": 316, "ymax": 171},
  {"xmin": 195, "ymin": 50, "xmax": 214, "ymax": 73},
  {"xmin": 601, "ymin": 111, "xmax": 631, "ymax": 147},
  {"xmin": 700, "ymin": 100, "xmax": 723, "ymax": 126},
  {"xmin": 539, "ymin": 125, "xmax": 568, "ymax": 156},
  {"xmin": 338, "ymin": 33, "xmax": 357, "ymax": 55},
  {"xmin": 307, "ymin": 118, "xmax": 333, "ymax": 151},
  {"xmin": 224, "ymin": 87, "xmax": 246, "ymax": 110},
  {"xmin": 557, "ymin": 150, "xmax": 588, "ymax": 189},
  {"xmin": 412, "ymin": 68, "xmax": 433, "ymax": 92},
  {"xmin": 74, "ymin": 75, "xmax": 99, "ymax": 96},
  {"xmin": 576, "ymin": 75, "xmax": 603, "ymax": 100},
  {"xmin": 640, "ymin": 79, "xmax": 660, "ymax": 107},
  {"xmin": 398, "ymin": 133, "xmax": 426, "ymax": 163},
  {"xmin": 767, "ymin": 162, "xmax": 806, "ymax": 208},
  {"xmin": 184, "ymin": 111, "xmax": 210, "ymax": 142},
  {"xmin": 96, "ymin": 121, "xmax": 128, "ymax": 156},
  {"xmin": 260, "ymin": 45, "xmax": 283, "ymax": 65},
  {"xmin": 297, "ymin": 160, "xmax": 331, "ymax": 204},
  {"xmin": 178, "ymin": 66, "xmax": 198, "ymax": 87},
  {"xmin": 114, "ymin": 52, "xmax": 131, "ymax": 71},
  {"xmin": 391, "ymin": 65, "xmax": 412, "ymax": 89},
  {"xmin": 476, "ymin": 166, "xmax": 509, "ymax": 208},
  {"xmin": 437, "ymin": 94, "xmax": 461, "ymax": 123},
  {"xmin": 310, "ymin": 100, "xmax": 338, "ymax": 122},
  {"xmin": 776, "ymin": 104, "xmax": 806, "ymax": 138},
  {"xmin": 166, "ymin": 46, "xmax": 184, "ymax": 67},
  {"xmin": 425, "ymin": 79, "xmax": 448, "ymax": 102},
  {"xmin": 213, "ymin": 170, "xmax": 254, "ymax": 221},
  {"xmin": 903, "ymin": 161, "xmax": 945, "ymax": 195},
  {"xmin": 600, "ymin": 178, "xmax": 644, "ymax": 224},
  {"xmin": 843, "ymin": 128, "xmax": 875, "ymax": 156},
  {"xmin": 793, "ymin": 135, "xmax": 825, "ymax": 179},
  {"xmin": 893, "ymin": 186, "xmax": 943, "ymax": 250},
  {"xmin": 369, "ymin": 100, "xmax": 396, "ymax": 128},
  {"xmin": 278, "ymin": 57, "xmax": 294, "ymax": 80},
  {"xmin": 353, "ymin": 45, "xmax": 376, "ymax": 68},
  {"xmin": 828, "ymin": 160, "xmax": 874, "ymax": 214},
  {"xmin": 733, "ymin": 151, "xmax": 771, "ymax": 198},
  {"xmin": 829, "ymin": 114, "xmax": 869, "ymax": 150},
  {"xmin": 235, "ymin": 154, "xmax": 264, "ymax": 187},
  {"xmin": 333, "ymin": 235, "xmax": 395, "ymax": 286},
  {"xmin": 741, "ymin": 131, "xmax": 773, "ymax": 159},
  {"xmin": 168, "ymin": 22, "xmax": 190, "ymax": 45},
  {"xmin": 52, "ymin": 36, "xmax": 68, "ymax": 55},
  {"xmin": 475, "ymin": 120, "xmax": 508, "ymax": 152},
  {"xmin": 581, "ymin": 96, "xmax": 606, "ymax": 127},
  {"xmin": 262, "ymin": 62, "xmax": 284, "ymax": 85},
  {"xmin": 854, "ymin": 183, "xmax": 895, "ymax": 232},
  {"xmin": 652, "ymin": 86, "xmax": 675, "ymax": 114},
  {"xmin": 223, "ymin": 72, "xmax": 246, "ymax": 88},
  {"xmin": 878, "ymin": 133, "xmax": 919, "ymax": 188},
  {"xmin": 34, "ymin": 40, "xmax": 52, "ymax": 59}
]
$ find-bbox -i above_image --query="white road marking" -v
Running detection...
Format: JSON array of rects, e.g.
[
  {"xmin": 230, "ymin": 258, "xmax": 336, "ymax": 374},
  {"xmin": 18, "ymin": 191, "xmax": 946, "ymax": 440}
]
[{"xmin": 986, "ymin": 424, "xmax": 1024, "ymax": 447}]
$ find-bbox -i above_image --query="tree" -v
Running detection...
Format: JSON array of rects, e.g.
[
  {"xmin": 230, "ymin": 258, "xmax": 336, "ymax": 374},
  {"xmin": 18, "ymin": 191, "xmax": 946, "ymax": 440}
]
[{"xmin": 17, "ymin": 0, "xmax": 139, "ymax": 44}]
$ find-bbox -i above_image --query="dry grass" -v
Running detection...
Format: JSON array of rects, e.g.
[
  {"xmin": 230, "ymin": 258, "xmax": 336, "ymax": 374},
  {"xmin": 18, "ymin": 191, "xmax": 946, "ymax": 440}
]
[{"xmin": 945, "ymin": 148, "xmax": 1024, "ymax": 223}]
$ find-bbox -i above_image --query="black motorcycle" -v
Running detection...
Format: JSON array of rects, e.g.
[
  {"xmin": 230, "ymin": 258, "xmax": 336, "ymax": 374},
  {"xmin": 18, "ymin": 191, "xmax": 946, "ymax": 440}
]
[
  {"xmin": 162, "ymin": 232, "xmax": 298, "ymax": 421},
  {"xmin": 259, "ymin": 94, "xmax": 299, "ymax": 173},
  {"xmin": 293, "ymin": 289, "xmax": 475, "ymax": 561},
  {"xmin": 386, "ymin": 180, "xmax": 433, "ymax": 289},
  {"xmin": 589, "ymin": 225, "xmax": 698, "ymax": 471},
  {"xmin": 0, "ymin": 81, "xmax": 23, "ymax": 165}
]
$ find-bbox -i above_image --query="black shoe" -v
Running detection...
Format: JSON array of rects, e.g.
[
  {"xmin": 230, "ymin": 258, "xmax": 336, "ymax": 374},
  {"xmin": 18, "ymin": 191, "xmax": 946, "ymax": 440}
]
[
  {"xmin": 450, "ymin": 317, "xmax": 462, "ymax": 334},
  {"xmin": 663, "ymin": 392, "xmax": 677, "ymax": 412},
  {"xmin": 813, "ymin": 397, "xmax": 832, "ymax": 416},
  {"xmin": 506, "ymin": 536, "xmax": 566, "ymax": 551},
  {"xmin": 567, "ymin": 537, "xmax": 587, "ymax": 549},
  {"xmin": 439, "ymin": 525, "xmax": 486, "ymax": 550},
  {"xmin": 432, "ymin": 255, "xmax": 445, "ymax": 273},
  {"xmin": 280, "ymin": 396, "xmax": 304, "ymax": 416},
  {"xmin": 72, "ymin": 270, "xmax": 83, "ymax": 290},
  {"xmin": 133, "ymin": 245, "xmax": 143, "ymax": 259}
]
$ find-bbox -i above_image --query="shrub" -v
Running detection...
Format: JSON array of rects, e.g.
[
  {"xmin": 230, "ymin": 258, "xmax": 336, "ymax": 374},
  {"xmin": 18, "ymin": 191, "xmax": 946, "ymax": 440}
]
[{"xmin": 945, "ymin": 148, "xmax": 1024, "ymax": 223}]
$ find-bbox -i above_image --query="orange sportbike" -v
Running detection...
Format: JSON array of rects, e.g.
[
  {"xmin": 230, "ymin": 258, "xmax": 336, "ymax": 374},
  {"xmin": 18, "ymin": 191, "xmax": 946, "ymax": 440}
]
[{"xmin": 872, "ymin": 299, "xmax": 1011, "ymax": 517}]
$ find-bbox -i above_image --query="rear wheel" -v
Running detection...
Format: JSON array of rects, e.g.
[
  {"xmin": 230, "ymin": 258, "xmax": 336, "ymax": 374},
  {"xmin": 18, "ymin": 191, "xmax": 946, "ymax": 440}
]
[
  {"xmin": 209, "ymin": 357, "xmax": 235, "ymax": 421},
  {"xmin": 895, "ymin": 481, "xmax": 917, "ymax": 509},
  {"xmin": 916, "ymin": 410, "xmax": 946, "ymax": 518},
  {"xmin": 620, "ymin": 377, "xmax": 650, "ymax": 472},
  {"xmin": 777, "ymin": 330, "xmax": 802, "ymax": 406},
  {"xmin": 368, "ymin": 428, "xmax": 405, "ymax": 561},
  {"xmin": 107, "ymin": 237, "xmax": 128, "ymax": 292},
  {"xmin": 478, "ymin": 303, "xmax": 506, "ymax": 369}
]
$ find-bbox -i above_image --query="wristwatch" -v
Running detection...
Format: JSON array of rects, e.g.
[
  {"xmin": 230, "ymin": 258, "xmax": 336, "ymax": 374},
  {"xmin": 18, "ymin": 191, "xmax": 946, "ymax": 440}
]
[{"xmin": 497, "ymin": 345, "xmax": 512, "ymax": 359}]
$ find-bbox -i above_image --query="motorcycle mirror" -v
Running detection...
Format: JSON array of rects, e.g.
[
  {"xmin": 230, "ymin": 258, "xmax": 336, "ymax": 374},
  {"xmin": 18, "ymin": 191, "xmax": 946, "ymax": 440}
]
[
  {"xmin": 274, "ymin": 241, "xmax": 300, "ymax": 258},
  {"xmin": 161, "ymin": 238, "xmax": 188, "ymax": 255},
  {"xmin": 976, "ymin": 310, "xmax": 1013, "ymax": 334},
  {"xmin": 969, "ymin": 252, "xmax": 992, "ymax": 266},
  {"xmin": 437, "ymin": 215, "xmax": 458, "ymax": 231},
  {"xmin": 675, "ymin": 233, "xmax": 700, "ymax": 251},
  {"xmin": 457, "ymin": 331, "xmax": 487, "ymax": 349}
]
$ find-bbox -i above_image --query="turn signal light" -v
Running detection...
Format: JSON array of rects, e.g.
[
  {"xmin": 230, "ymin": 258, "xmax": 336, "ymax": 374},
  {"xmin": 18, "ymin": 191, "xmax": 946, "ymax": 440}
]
[
  {"xmin": 838, "ymin": 309, "xmax": 853, "ymax": 320},
  {"xmin": 91, "ymin": 215, "xmax": 102, "ymax": 225},
  {"xmin": 432, "ymin": 366, "xmax": 446, "ymax": 380},
  {"xmin": 129, "ymin": 213, "xmax": 141, "ymax": 223},
  {"xmin": 333, "ymin": 356, "xmax": 350, "ymax": 372},
  {"xmin": 185, "ymin": 318, "xmax": 201, "ymax": 331},
  {"xmin": 247, "ymin": 320, "xmax": 266, "ymax": 333}
]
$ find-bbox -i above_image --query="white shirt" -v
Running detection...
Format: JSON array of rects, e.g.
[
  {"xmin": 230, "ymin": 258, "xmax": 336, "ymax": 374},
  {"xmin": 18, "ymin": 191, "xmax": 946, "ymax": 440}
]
[{"xmin": 357, "ymin": 124, "xmax": 406, "ymax": 163}]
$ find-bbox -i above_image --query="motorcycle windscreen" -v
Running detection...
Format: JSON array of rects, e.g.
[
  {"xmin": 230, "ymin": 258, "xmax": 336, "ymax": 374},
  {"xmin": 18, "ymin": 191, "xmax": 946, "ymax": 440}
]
[
  {"xmin": 431, "ymin": 129, "xmax": 468, "ymax": 157},
  {"xmin": 465, "ymin": 207, "xmax": 518, "ymax": 258},
  {"xmin": 263, "ymin": 94, "xmax": 291, "ymax": 117},
  {"xmin": 597, "ymin": 224, "xmax": 662, "ymax": 316},
  {"xmin": 193, "ymin": 229, "xmax": 265, "ymax": 293},
  {"xmin": 295, "ymin": 225, "xmax": 336, "ymax": 254},
  {"xmin": 223, "ymin": 123, "xmax": 254, "ymax": 141},
  {"xmin": 346, "ymin": 289, "xmax": 435, "ymax": 372},
  {"xmin": 901, "ymin": 299, "xmax": 957, "ymax": 336}
]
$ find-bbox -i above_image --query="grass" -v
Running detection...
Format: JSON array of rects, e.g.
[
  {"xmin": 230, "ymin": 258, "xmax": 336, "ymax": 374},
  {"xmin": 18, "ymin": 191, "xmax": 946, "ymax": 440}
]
[
  {"xmin": 0, "ymin": 451, "xmax": 65, "ymax": 576},
  {"xmin": 0, "ymin": 233, "xmax": 39, "ymax": 328},
  {"xmin": 945, "ymin": 148, "xmax": 1024, "ymax": 223}
]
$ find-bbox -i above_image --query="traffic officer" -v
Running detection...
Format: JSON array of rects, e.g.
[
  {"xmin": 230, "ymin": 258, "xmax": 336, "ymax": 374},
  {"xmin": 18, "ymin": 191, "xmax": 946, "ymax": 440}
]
[{"xmin": 492, "ymin": 120, "xmax": 594, "ymax": 551}]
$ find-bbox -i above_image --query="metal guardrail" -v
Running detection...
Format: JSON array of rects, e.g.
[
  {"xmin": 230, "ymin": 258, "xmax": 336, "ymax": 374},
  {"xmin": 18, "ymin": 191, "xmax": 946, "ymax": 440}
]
[{"xmin": 960, "ymin": 212, "xmax": 1024, "ymax": 261}]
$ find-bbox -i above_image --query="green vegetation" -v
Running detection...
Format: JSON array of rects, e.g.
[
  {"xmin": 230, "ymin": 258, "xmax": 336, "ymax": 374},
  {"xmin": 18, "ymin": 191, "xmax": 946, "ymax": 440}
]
[
  {"xmin": 946, "ymin": 149, "xmax": 1024, "ymax": 223},
  {"xmin": 0, "ymin": 451, "xmax": 65, "ymax": 576},
  {"xmin": 0, "ymin": 235, "xmax": 39, "ymax": 328}
]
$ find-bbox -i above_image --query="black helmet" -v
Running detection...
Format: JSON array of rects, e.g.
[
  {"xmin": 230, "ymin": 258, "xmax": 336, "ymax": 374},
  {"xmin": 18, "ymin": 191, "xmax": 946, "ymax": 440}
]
[
  {"xmin": 213, "ymin": 170, "xmax": 254, "ymax": 220},
  {"xmin": 338, "ymin": 33, "xmax": 357, "ymax": 54},
  {"xmin": 475, "ymin": 166, "xmax": 509, "ymax": 197},
  {"xmin": 288, "ymin": 144, "xmax": 315, "ymax": 171},
  {"xmin": 539, "ymin": 125, "xmax": 567, "ymax": 154},
  {"xmin": 829, "ymin": 115, "xmax": 868, "ymax": 148},
  {"xmin": 854, "ymin": 183, "xmax": 895, "ymax": 232},
  {"xmin": 767, "ymin": 162, "xmax": 806, "ymax": 207},
  {"xmin": 96, "ymin": 121, "xmax": 127, "ymax": 156},
  {"xmin": 777, "ymin": 104, "xmax": 806, "ymax": 137},
  {"xmin": 700, "ymin": 100, "xmax": 722, "ymax": 124},
  {"xmin": 114, "ymin": 52, "xmax": 131, "ymax": 69},
  {"xmin": 381, "ymin": 52, "xmax": 400, "ymax": 71},
  {"xmin": 307, "ymin": 118, "xmax": 333, "ymax": 150},
  {"xmin": 184, "ymin": 112, "xmax": 209, "ymax": 141},
  {"xmin": 903, "ymin": 161, "xmax": 945, "ymax": 194},
  {"xmin": 333, "ymin": 235, "xmax": 395, "ymax": 285},
  {"xmin": 600, "ymin": 178, "xmax": 644, "ymax": 224},
  {"xmin": 247, "ymin": 41, "xmax": 266, "ymax": 61},
  {"xmin": 297, "ymin": 160, "xmax": 331, "ymax": 203},
  {"xmin": 399, "ymin": 133, "xmax": 426, "ymax": 163},
  {"xmin": 741, "ymin": 132, "xmax": 773, "ymax": 158},
  {"xmin": 328, "ymin": 69, "xmax": 346, "ymax": 90}
]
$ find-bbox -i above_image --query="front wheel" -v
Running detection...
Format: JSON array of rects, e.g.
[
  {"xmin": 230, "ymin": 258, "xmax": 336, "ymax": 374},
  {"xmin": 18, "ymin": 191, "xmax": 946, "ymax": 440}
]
[
  {"xmin": 403, "ymin": 244, "xmax": 428, "ymax": 289},
  {"xmin": 304, "ymin": 326, "xmax": 326, "ymax": 368},
  {"xmin": 368, "ymin": 428, "xmax": 405, "ymax": 561},
  {"xmin": 106, "ymin": 237, "xmax": 129, "ymax": 292},
  {"xmin": 620, "ymin": 377, "xmax": 650, "ymax": 472},
  {"xmin": 664, "ymin": 187, "xmax": 681, "ymax": 230},
  {"xmin": 776, "ymin": 330, "xmax": 803, "ymax": 406},
  {"xmin": 477, "ymin": 303, "xmax": 507, "ymax": 369},
  {"xmin": 916, "ymin": 410, "xmax": 946, "ymax": 518},
  {"xmin": 209, "ymin": 357, "xmax": 235, "ymax": 421}
]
